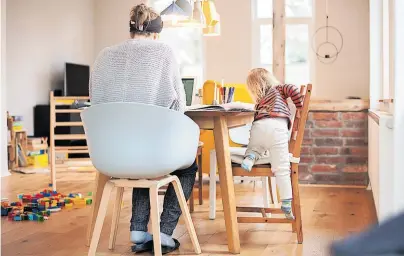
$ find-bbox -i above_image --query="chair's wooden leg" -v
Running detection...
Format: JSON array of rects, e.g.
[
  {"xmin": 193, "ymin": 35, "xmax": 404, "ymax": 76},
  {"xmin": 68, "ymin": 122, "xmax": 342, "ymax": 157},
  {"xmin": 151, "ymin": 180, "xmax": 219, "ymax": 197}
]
[
  {"xmin": 198, "ymin": 153, "xmax": 203, "ymax": 205},
  {"xmin": 150, "ymin": 186, "xmax": 163, "ymax": 256},
  {"xmin": 209, "ymin": 150, "xmax": 217, "ymax": 220},
  {"xmin": 86, "ymin": 172, "xmax": 110, "ymax": 247},
  {"xmin": 88, "ymin": 181, "xmax": 114, "ymax": 256},
  {"xmin": 291, "ymin": 164, "xmax": 303, "ymax": 243},
  {"xmin": 109, "ymin": 187, "xmax": 124, "ymax": 250},
  {"xmin": 171, "ymin": 177, "xmax": 202, "ymax": 254},
  {"xmin": 189, "ymin": 189, "xmax": 195, "ymax": 213},
  {"xmin": 261, "ymin": 177, "xmax": 270, "ymax": 217},
  {"xmin": 262, "ymin": 177, "xmax": 271, "ymax": 205},
  {"xmin": 269, "ymin": 177, "xmax": 280, "ymax": 205}
]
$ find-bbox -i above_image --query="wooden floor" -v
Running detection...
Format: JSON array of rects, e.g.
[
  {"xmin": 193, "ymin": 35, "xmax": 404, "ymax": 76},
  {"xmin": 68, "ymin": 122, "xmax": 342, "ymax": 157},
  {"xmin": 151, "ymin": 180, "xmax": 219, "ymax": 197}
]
[{"xmin": 1, "ymin": 171, "xmax": 377, "ymax": 256}]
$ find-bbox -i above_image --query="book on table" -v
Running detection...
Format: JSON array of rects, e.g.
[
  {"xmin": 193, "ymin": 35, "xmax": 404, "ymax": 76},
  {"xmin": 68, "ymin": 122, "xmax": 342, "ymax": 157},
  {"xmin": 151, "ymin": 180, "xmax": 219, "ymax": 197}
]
[{"xmin": 185, "ymin": 102, "xmax": 255, "ymax": 112}]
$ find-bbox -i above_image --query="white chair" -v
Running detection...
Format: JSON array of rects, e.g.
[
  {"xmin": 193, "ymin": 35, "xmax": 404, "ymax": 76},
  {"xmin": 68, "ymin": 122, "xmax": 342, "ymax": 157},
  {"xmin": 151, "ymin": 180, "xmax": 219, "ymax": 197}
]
[{"xmin": 82, "ymin": 103, "xmax": 201, "ymax": 256}]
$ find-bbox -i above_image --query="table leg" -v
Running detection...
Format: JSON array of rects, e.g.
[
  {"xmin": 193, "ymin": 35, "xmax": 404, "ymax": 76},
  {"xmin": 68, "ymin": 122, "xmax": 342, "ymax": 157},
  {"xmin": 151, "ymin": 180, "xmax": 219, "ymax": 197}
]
[
  {"xmin": 213, "ymin": 116, "xmax": 240, "ymax": 254},
  {"xmin": 86, "ymin": 171, "xmax": 110, "ymax": 246}
]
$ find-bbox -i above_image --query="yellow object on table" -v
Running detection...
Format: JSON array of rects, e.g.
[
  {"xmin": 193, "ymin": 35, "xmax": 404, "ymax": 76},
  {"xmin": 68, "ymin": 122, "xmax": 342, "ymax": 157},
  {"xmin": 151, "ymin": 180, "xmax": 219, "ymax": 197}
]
[{"xmin": 199, "ymin": 80, "xmax": 254, "ymax": 174}]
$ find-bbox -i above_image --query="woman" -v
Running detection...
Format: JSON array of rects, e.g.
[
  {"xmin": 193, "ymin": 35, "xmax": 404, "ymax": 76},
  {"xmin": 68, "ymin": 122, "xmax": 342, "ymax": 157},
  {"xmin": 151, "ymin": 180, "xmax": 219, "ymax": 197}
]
[{"xmin": 89, "ymin": 4, "xmax": 197, "ymax": 254}]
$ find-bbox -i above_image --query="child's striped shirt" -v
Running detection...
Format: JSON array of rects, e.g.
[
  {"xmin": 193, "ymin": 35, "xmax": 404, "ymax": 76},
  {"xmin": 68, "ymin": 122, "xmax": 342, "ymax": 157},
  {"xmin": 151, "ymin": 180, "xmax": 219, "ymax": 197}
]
[{"xmin": 254, "ymin": 84, "xmax": 303, "ymax": 129}]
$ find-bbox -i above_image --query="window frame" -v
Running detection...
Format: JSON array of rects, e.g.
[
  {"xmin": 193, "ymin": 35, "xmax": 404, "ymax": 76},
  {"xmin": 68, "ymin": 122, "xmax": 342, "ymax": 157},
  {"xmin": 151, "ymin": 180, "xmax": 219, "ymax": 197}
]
[{"xmin": 251, "ymin": 0, "xmax": 315, "ymax": 85}]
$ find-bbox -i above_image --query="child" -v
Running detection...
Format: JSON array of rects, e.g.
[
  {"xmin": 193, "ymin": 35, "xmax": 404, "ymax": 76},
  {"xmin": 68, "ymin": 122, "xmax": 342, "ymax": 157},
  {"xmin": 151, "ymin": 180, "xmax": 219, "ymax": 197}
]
[{"xmin": 241, "ymin": 68, "xmax": 303, "ymax": 220}]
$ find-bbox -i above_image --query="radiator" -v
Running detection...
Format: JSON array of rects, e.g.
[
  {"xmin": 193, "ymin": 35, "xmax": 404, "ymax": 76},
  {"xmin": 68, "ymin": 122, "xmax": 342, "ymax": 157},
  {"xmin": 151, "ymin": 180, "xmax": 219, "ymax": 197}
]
[{"xmin": 368, "ymin": 110, "xmax": 394, "ymax": 222}]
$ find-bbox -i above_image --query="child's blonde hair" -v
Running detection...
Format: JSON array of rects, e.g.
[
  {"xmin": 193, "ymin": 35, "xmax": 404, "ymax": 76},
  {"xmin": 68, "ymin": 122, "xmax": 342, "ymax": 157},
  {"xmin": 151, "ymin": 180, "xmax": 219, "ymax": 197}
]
[{"xmin": 246, "ymin": 68, "xmax": 279, "ymax": 100}]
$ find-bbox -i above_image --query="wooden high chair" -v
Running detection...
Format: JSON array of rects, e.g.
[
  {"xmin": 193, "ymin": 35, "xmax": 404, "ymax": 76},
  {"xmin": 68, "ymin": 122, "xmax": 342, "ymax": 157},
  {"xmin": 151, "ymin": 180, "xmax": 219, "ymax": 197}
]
[{"xmin": 231, "ymin": 84, "xmax": 312, "ymax": 244}]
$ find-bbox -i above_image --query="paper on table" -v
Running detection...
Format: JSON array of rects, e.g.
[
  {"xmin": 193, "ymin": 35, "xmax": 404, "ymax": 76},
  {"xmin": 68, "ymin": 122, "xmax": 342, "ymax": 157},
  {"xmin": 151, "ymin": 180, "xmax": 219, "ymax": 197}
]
[{"xmin": 185, "ymin": 102, "xmax": 255, "ymax": 112}]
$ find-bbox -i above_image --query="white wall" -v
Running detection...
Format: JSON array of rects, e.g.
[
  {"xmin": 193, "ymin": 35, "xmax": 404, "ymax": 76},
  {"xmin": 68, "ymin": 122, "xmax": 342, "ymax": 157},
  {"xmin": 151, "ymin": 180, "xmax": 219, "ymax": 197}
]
[
  {"xmin": 393, "ymin": 0, "xmax": 404, "ymax": 213},
  {"xmin": 314, "ymin": 0, "xmax": 370, "ymax": 99},
  {"xmin": 203, "ymin": 0, "xmax": 252, "ymax": 84},
  {"xmin": 6, "ymin": 0, "xmax": 95, "ymax": 135},
  {"xmin": 1, "ymin": 0, "xmax": 10, "ymax": 176},
  {"xmin": 94, "ymin": 0, "xmax": 145, "ymax": 56}
]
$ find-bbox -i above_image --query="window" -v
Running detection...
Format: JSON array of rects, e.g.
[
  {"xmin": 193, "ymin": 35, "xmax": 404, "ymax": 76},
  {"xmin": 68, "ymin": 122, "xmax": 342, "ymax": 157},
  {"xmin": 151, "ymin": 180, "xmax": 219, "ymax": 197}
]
[
  {"xmin": 252, "ymin": 0, "xmax": 313, "ymax": 85},
  {"xmin": 151, "ymin": 1, "xmax": 204, "ymax": 87}
]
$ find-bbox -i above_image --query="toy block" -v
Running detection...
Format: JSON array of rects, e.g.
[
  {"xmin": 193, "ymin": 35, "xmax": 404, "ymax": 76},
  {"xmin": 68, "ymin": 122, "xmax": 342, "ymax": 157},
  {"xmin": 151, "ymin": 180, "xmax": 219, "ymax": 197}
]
[
  {"xmin": 44, "ymin": 216, "xmax": 49, "ymax": 220},
  {"xmin": 1, "ymin": 207, "xmax": 9, "ymax": 216},
  {"xmin": 38, "ymin": 216, "xmax": 44, "ymax": 222},
  {"xmin": 18, "ymin": 194, "xmax": 23, "ymax": 200},
  {"xmin": 33, "ymin": 214, "xmax": 38, "ymax": 221},
  {"xmin": 87, "ymin": 192, "xmax": 93, "ymax": 196},
  {"xmin": 32, "ymin": 208, "xmax": 38, "ymax": 213},
  {"xmin": 23, "ymin": 206, "xmax": 33, "ymax": 212},
  {"xmin": 65, "ymin": 203, "xmax": 73, "ymax": 209},
  {"xmin": 14, "ymin": 215, "xmax": 22, "ymax": 221},
  {"xmin": 48, "ymin": 207, "xmax": 61, "ymax": 212},
  {"xmin": 28, "ymin": 214, "xmax": 34, "ymax": 221},
  {"xmin": 22, "ymin": 214, "xmax": 29, "ymax": 221},
  {"xmin": 85, "ymin": 198, "xmax": 92, "ymax": 205}
]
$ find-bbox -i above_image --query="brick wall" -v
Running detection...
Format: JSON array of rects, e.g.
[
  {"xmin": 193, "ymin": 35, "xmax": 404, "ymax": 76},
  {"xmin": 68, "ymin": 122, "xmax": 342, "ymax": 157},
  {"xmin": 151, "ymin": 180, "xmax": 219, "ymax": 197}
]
[{"xmin": 299, "ymin": 111, "xmax": 369, "ymax": 185}]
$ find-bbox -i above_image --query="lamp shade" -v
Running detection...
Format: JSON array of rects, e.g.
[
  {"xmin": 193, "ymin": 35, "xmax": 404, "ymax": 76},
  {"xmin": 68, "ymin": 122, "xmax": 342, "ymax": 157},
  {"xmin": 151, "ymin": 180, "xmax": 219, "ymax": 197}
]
[
  {"xmin": 175, "ymin": 0, "xmax": 192, "ymax": 16},
  {"xmin": 202, "ymin": 0, "xmax": 219, "ymax": 27},
  {"xmin": 203, "ymin": 14, "xmax": 220, "ymax": 36},
  {"xmin": 177, "ymin": 0, "xmax": 206, "ymax": 28},
  {"xmin": 161, "ymin": 2, "xmax": 188, "ymax": 21}
]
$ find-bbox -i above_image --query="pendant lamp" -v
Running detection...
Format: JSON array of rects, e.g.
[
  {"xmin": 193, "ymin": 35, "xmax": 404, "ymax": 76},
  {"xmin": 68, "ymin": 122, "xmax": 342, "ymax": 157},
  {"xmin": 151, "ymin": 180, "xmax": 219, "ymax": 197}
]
[
  {"xmin": 161, "ymin": 1, "xmax": 188, "ymax": 21},
  {"xmin": 202, "ymin": 0, "xmax": 219, "ymax": 27},
  {"xmin": 175, "ymin": 0, "xmax": 193, "ymax": 16},
  {"xmin": 203, "ymin": 14, "xmax": 220, "ymax": 36},
  {"xmin": 177, "ymin": 0, "xmax": 206, "ymax": 28}
]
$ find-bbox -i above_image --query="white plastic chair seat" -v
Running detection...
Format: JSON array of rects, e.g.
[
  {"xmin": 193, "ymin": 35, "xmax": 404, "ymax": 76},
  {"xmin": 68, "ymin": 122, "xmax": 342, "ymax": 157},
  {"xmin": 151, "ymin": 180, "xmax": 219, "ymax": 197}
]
[{"xmin": 81, "ymin": 102, "xmax": 200, "ymax": 179}]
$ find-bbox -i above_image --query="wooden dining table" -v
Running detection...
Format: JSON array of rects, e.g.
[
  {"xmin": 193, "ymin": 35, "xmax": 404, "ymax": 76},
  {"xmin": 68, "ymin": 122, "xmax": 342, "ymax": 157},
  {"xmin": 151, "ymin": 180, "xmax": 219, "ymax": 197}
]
[{"xmin": 85, "ymin": 110, "xmax": 254, "ymax": 254}]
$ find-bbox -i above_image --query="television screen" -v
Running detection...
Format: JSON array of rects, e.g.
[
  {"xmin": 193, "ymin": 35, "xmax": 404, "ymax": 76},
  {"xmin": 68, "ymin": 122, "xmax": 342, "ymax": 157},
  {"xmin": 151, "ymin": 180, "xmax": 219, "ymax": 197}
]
[{"xmin": 64, "ymin": 63, "xmax": 90, "ymax": 96}]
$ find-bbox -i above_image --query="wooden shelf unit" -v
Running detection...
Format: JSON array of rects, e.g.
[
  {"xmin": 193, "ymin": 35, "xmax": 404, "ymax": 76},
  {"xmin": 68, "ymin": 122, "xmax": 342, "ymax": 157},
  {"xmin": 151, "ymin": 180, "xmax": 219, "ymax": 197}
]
[
  {"xmin": 50, "ymin": 92, "xmax": 92, "ymax": 191},
  {"xmin": 7, "ymin": 112, "xmax": 28, "ymax": 170}
]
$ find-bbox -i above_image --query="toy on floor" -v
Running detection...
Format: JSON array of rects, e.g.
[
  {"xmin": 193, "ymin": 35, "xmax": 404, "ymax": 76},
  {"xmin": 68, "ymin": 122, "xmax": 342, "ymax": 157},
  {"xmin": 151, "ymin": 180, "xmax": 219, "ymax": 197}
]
[{"xmin": 1, "ymin": 186, "xmax": 93, "ymax": 222}]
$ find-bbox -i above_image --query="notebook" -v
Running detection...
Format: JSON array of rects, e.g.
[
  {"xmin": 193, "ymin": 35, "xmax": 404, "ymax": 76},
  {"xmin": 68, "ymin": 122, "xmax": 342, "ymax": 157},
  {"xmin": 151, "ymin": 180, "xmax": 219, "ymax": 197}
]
[{"xmin": 185, "ymin": 102, "xmax": 255, "ymax": 112}]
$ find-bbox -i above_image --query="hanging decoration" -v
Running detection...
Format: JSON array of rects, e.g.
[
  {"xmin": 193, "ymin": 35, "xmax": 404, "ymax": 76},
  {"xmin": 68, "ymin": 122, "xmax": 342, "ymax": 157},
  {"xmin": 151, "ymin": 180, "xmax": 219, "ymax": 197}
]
[{"xmin": 312, "ymin": 0, "xmax": 343, "ymax": 64}]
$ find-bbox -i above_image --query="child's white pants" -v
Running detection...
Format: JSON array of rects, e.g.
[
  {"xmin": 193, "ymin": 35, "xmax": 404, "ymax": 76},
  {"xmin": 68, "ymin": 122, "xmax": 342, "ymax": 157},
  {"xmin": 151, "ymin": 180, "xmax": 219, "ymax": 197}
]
[{"xmin": 245, "ymin": 117, "xmax": 292, "ymax": 200}]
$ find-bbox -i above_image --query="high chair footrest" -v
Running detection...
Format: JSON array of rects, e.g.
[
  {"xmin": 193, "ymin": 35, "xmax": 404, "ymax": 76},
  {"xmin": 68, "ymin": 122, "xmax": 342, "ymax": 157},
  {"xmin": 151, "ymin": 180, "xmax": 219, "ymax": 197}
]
[
  {"xmin": 236, "ymin": 206, "xmax": 283, "ymax": 214},
  {"xmin": 237, "ymin": 217, "xmax": 294, "ymax": 224}
]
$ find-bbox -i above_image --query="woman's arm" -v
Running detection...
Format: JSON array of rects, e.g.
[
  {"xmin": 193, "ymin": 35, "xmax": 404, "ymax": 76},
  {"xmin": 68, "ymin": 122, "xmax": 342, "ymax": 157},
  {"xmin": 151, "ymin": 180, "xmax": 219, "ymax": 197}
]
[{"xmin": 165, "ymin": 47, "xmax": 186, "ymax": 112}]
